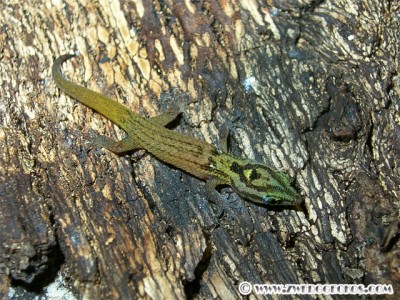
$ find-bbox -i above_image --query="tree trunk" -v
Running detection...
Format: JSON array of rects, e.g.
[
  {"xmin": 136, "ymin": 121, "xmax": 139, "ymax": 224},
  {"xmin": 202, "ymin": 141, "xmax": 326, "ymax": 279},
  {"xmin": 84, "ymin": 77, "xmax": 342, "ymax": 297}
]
[{"xmin": 1, "ymin": 0, "xmax": 398, "ymax": 299}]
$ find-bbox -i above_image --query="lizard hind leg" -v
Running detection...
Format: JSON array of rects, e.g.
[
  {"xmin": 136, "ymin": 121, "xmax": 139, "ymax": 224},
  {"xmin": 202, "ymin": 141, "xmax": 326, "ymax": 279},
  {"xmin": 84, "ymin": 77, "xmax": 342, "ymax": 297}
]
[
  {"xmin": 149, "ymin": 109, "xmax": 181, "ymax": 127},
  {"xmin": 94, "ymin": 135, "xmax": 141, "ymax": 154},
  {"xmin": 91, "ymin": 110, "xmax": 180, "ymax": 155}
]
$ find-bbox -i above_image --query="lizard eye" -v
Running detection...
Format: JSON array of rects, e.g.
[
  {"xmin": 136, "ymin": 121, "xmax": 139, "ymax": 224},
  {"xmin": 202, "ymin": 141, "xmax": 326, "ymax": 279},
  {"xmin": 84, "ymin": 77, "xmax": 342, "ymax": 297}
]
[
  {"xmin": 263, "ymin": 196, "xmax": 278, "ymax": 205},
  {"xmin": 263, "ymin": 196, "xmax": 270, "ymax": 204}
]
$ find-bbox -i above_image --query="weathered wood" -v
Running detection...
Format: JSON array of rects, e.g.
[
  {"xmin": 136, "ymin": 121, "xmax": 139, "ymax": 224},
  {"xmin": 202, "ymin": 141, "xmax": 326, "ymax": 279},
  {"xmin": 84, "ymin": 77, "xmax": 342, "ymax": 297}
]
[{"xmin": 0, "ymin": 0, "xmax": 398, "ymax": 299}]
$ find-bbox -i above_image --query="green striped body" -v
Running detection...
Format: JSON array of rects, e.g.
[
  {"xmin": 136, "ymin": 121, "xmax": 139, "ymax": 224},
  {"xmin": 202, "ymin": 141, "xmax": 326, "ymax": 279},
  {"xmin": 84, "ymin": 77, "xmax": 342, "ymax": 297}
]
[{"xmin": 52, "ymin": 54, "xmax": 301, "ymax": 206}]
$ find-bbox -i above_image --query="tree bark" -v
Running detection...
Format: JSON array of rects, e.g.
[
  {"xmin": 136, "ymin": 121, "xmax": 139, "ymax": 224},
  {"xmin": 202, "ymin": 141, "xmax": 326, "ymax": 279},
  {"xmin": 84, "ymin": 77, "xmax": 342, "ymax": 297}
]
[{"xmin": 1, "ymin": 0, "xmax": 399, "ymax": 299}]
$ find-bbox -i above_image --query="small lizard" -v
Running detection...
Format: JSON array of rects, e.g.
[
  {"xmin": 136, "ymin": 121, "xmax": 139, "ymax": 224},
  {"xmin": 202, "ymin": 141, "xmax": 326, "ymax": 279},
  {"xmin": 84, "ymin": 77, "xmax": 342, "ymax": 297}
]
[{"xmin": 52, "ymin": 54, "xmax": 301, "ymax": 206}]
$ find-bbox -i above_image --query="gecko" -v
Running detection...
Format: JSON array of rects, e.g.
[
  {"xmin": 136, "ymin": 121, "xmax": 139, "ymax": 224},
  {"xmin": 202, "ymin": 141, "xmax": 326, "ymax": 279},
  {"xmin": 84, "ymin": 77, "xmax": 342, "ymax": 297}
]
[{"xmin": 52, "ymin": 54, "xmax": 301, "ymax": 206}]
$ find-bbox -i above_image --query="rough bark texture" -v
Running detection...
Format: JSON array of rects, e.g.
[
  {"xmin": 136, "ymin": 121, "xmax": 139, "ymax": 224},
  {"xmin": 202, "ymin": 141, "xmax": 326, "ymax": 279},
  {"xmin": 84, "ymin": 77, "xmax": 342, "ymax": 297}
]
[{"xmin": 1, "ymin": 0, "xmax": 399, "ymax": 299}]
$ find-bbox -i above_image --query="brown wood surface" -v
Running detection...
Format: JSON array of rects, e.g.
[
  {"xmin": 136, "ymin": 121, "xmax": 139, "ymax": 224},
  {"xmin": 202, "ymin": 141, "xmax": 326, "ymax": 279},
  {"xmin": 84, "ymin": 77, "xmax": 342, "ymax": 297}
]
[{"xmin": 0, "ymin": 0, "xmax": 399, "ymax": 299}]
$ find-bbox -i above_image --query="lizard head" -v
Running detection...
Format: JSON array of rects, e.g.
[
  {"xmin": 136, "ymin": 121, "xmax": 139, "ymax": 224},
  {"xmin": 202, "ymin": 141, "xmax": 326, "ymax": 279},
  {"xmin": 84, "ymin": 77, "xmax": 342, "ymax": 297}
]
[{"xmin": 223, "ymin": 156, "xmax": 302, "ymax": 206}]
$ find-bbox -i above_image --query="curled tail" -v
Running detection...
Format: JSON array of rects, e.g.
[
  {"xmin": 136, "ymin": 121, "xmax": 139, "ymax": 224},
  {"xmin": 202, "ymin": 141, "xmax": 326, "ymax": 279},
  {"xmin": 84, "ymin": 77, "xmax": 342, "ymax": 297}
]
[{"xmin": 52, "ymin": 54, "xmax": 137, "ymax": 131}]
